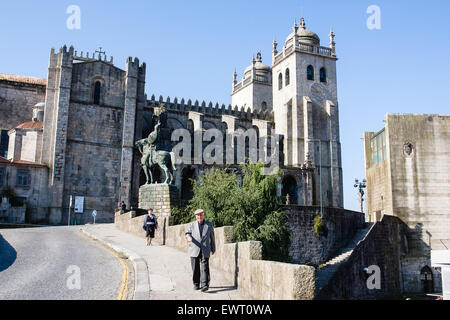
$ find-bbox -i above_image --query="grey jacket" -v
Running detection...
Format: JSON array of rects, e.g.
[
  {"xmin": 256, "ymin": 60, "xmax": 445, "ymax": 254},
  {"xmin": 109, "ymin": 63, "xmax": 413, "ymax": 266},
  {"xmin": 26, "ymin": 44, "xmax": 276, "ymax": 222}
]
[{"xmin": 185, "ymin": 220, "xmax": 216, "ymax": 258}]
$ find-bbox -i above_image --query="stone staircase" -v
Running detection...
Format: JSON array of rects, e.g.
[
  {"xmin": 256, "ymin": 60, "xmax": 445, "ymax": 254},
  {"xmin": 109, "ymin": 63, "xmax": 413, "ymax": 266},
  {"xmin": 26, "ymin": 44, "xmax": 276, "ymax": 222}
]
[{"xmin": 315, "ymin": 222, "xmax": 374, "ymax": 295}]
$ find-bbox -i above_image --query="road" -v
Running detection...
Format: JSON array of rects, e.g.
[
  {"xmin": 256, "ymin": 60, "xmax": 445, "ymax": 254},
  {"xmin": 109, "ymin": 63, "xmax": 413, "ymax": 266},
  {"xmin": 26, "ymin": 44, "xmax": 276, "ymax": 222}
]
[{"xmin": 0, "ymin": 225, "xmax": 123, "ymax": 300}]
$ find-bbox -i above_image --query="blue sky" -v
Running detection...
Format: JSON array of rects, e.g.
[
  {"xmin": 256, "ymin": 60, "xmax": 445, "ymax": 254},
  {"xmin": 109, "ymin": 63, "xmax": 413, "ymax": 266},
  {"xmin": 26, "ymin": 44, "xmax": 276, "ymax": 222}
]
[{"xmin": 1, "ymin": 0, "xmax": 449, "ymax": 211}]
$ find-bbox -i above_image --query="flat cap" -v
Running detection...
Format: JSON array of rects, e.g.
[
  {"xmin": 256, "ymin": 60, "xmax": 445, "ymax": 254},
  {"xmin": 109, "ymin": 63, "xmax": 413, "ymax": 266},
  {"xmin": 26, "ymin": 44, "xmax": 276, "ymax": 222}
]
[{"xmin": 194, "ymin": 209, "xmax": 204, "ymax": 215}]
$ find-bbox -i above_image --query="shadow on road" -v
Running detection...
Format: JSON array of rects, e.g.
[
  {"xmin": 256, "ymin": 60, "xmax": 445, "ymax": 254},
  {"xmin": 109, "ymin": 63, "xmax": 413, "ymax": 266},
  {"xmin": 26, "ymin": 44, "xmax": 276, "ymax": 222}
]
[
  {"xmin": 207, "ymin": 286, "xmax": 238, "ymax": 294},
  {"xmin": 0, "ymin": 234, "xmax": 17, "ymax": 272}
]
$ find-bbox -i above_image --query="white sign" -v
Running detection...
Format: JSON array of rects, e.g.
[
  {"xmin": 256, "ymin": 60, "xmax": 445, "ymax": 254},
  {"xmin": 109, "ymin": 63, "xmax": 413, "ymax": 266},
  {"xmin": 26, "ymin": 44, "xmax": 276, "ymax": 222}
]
[
  {"xmin": 74, "ymin": 196, "xmax": 84, "ymax": 213},
  {"xmin": 92, "ymin": 210, "xmax": 97, "ymax": 217}
]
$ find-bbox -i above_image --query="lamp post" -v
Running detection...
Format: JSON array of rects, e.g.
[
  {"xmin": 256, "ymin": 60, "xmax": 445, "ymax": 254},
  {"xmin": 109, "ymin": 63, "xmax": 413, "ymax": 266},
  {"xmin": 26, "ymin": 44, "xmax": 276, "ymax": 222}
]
[{"xmin": 354, "ymin": 178, "xmax": 367, "ymax": 213}]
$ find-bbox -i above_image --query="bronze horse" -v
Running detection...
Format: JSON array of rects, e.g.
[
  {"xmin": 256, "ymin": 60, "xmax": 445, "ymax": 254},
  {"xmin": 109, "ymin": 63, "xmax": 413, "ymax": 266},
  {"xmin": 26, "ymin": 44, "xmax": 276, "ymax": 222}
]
[{"xmin": 135, "ymin": 123, "xmax": 176, "ymax": 185}]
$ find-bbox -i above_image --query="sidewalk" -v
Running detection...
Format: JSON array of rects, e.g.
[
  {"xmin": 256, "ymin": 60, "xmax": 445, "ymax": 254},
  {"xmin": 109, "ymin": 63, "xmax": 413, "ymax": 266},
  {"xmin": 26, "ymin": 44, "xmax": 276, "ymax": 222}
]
[{"xmin": 81, "ymin": 224, "xmax": 244, "ymax": 300}]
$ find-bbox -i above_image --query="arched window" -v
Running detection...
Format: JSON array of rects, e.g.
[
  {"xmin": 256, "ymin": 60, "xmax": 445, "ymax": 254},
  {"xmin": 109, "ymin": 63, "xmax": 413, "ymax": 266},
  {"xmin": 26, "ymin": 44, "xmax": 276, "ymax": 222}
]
[
  {"xmin": 282, "ymin": 175, "xmax": 298, "ymax": 204},
  {"xmin": 420, "ymin": 266, "xmax": 434, "ymax": 293},
  {"xmin": 307, "ymin": 65, "xmax": 314, "ymax": 81},
  {"xmin": 261, "ymin": 101, "xmax": 267, "ymax": 110},
  {"xmin": 93, "ymin": 81, "xmax": 101, "ymax": 104},
  {"xmin": 285, "ymin": 68, "xmax": 290, "ymax": 86},
  {"xmin": 278, "ymin": 73, "xmax": 283, "ymax": 90},
  {"xmin": 181, "ymin": 167, "xmax": 196, "ymax": 203},
  {"xmin": 320, "ymin": 68, "xmax": 327, "ymax": 83}
]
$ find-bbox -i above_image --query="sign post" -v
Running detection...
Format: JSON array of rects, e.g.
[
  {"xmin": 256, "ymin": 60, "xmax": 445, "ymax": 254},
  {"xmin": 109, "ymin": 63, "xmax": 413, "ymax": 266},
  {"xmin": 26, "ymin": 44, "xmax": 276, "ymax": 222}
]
[
  {"xmin": 92, "ymin": 210, "xmax": 97, "ymax": 224},
  {"xmin": 68, "ymin": 195, "xmax": 73, "ymax": 226}
]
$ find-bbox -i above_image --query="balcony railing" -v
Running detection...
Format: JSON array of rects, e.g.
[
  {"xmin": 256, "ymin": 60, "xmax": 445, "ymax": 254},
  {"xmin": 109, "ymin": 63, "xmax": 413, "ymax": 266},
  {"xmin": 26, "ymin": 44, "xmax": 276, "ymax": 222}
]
[
  {"xmin": 273, "ymin": 41, "xmax": 335, "ymax": 66},
  {"xmin": 233, "ymin": 74, "xmax": 271, "ymax": 93}
]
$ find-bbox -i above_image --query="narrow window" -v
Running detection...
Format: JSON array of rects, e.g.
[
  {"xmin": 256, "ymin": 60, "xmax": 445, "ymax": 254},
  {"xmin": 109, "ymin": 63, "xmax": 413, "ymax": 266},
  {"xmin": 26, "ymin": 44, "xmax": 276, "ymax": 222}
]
[
  {"xmin": 285, "ymin": 68, "xmax": 290, "ymax": 86},
  {"xmin": 278, "ymin": 73, "xmax": 283, "ymax": 90},
  {"xmin": 0, "ymin": 168, "xmax": 4, "ymax": 186},
  {"xmin": 307, "ymin": 65, "xmax": 314, "ymax": 81},
  {"xmin": 0, "ymin": 130, "xmax": 9, "ymax": 158},
  {"xmin": 16, "ymin": 169, "xmax": 30, "ymax": 187},
  {"xmin": 261, "ymin": 101, "xmax": 267, "ymax": 110},
  {"xmin": 320, "ymin": 68, "xmax": 327, "ymax": 83},
  {"xmin": 93, "ymin": 81, "xmax": 101, "ymax": 105}
]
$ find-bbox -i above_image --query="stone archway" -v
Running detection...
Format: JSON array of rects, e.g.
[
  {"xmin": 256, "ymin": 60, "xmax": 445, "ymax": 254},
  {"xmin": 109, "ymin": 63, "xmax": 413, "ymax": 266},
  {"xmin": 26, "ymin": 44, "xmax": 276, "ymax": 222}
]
[
  {"xmin": 282, "ymin": 175, "xmax": 298, "ymax": 205},
  {"xmin": 181, "ymin": 167, "xmax": 196, "ymax": 204},
  {"xmin": 420, "ymin": 266, "xmax": 434, "ymax": 293}
]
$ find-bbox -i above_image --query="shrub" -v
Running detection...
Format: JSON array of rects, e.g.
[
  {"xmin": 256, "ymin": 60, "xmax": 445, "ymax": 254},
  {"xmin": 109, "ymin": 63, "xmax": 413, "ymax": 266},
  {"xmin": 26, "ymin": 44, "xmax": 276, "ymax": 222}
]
[
  {"xmin": 313, "ymin": 215, "xmax": 328, "ymax": 238},
  {"xmin": 172, "ymin": 162, "xmax": 291, "ymax": 262}
]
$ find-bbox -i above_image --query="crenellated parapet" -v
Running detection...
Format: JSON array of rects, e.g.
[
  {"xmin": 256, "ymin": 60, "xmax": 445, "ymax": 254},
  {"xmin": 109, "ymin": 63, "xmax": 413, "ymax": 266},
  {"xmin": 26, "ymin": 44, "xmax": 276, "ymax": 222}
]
[{"xmin": 146, "ymin": 94, "xmax": 273, "ymax": 122}]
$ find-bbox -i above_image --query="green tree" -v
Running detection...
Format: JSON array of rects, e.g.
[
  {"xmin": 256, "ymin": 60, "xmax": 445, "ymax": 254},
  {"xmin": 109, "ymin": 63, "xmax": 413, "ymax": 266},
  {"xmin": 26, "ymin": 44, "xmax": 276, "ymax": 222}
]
[{"xmin": 172, "ymin": 162, "xmax": 291, "ymax": 262}]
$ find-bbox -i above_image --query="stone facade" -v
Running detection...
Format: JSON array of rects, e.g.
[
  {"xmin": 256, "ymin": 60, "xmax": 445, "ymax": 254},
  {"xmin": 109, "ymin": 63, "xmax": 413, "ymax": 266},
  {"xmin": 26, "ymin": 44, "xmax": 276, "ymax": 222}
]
[
  {"xmin": 0, "ymin": 74, "xmax": 46, "ymax": 131},
  {"xmin": 318, "ymin": 215, "xmax": 409, "ymax": 300},
  {"xmin": 0, "ymin": 17, "xmax": 344, "ymax": 225},
  {"xmin": 0, "ymin": 156, "xmax": 49, "ymax": 223},
  {"xmin": 284, "ymin": 205, "xmax": 363, "ymax": 265},
  {"xmin": 363, "ymin": 113, "xmax": 450, "ymax": 294}
]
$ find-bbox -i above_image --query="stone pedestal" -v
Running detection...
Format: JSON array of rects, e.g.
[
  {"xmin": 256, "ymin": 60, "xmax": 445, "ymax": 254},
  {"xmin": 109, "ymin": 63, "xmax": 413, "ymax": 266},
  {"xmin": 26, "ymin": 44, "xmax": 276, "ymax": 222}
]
[
  {"xmin": 138, "ymin": 184, "xmax": 179, "ymax": 245},
  {"xmin": 138, "ymin": 183, "xmax": 179, "ymax": 218}
]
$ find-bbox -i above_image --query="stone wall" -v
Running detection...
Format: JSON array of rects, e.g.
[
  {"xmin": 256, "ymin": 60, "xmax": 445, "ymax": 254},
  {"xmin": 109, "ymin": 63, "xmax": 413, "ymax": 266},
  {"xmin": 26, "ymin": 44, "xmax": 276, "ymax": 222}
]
[
  {"xmin": 284, "ymin": 205, "xmax": 364, "ymax": 265},
  {"xmin": 114, "ymin": 211, "xmax": 316, "ymax": 300},
  {"xmin": 364, "ymin": 114, "xmax": 450, "ymax": 293},
  {"xmin": 0, "ymin": 79, "xmax": 46, "ymax": 131},
  {"xmin": 318, "ymin": 215, "xmax": 410, "ymax": 299},
  {"xmin": 62, "ymin": 100, "xmax": 124, "ymax": 224},
  {"xmin": 0, "ymin": 162, "xmax": 49, "ymax": 224}
]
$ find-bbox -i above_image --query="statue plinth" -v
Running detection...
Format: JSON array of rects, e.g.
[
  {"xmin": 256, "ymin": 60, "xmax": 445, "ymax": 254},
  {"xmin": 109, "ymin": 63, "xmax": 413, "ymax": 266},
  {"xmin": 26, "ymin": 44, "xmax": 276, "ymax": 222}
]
[{"xmin": 138, "ymin": 184, "xmax": 179, "ymax": 219}]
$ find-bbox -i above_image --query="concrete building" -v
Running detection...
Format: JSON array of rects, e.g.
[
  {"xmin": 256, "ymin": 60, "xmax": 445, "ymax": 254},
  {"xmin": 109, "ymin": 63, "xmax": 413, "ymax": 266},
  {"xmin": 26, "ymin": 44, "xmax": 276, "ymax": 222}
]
[{"xmin": 363, "ymin": 113, "xmax": 450, "ymax": 294}]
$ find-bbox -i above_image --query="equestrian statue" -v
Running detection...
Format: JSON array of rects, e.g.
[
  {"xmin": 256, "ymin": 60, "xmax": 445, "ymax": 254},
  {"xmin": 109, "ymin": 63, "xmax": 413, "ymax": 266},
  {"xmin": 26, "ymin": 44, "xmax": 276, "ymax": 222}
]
[{"xmin": 135, "ymin": 120, "xmax": 176, "ymax": 185}]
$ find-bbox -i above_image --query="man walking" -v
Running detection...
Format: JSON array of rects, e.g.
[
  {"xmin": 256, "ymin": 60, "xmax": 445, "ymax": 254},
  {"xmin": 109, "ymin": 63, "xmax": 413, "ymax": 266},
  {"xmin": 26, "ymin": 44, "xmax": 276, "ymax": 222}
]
[{"xmin": 185, "ymin": 209, "xmax": 215, "ymax": 292}]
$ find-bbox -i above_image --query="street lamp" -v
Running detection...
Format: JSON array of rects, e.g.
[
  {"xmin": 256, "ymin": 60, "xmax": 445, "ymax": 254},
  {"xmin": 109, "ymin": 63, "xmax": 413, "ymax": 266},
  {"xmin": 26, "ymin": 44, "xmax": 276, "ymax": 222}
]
[{"xmin": 354, "ymin": 178, "xmax": 367, "ymax": 213}]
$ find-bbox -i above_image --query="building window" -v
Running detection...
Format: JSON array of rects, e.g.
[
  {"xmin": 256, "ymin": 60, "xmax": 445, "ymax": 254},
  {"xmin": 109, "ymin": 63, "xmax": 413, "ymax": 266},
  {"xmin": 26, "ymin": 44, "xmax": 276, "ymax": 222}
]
[
  {"xmin": 16, "ymin": 169, "xmax": 30, "ymax": 187},
  {"xmin": 285, "ymin": 68, "xmax": 290, "ymax": 86},
  {"xmin": 15, "ymin": 197, "xmax": 26, "ymax": 207},
  {"xmin": 0, "ymin": 168, "xmax": 4, "ymax": 186},
  {"xmin": 0, "ymin": 130, "xmax": 8, "ymax": 158},
  {"xmin": 307, "ymin": 65, "xmax": 314, "ymax": 81},
  {"xmin": 371, "ymin": 130, "xmax": 386, "ymax": 165},
  {"xmin": 93, "ymin": 81, "xmax": 101, "ymax": 105},
  {"xmin": 278, "ymin": 73, "xmax": 283, "ymax": 90},
  {"xmin": 320, "ymin": 68, "xmax": 327, "ymax": 83},
  {"xmin": 261, "ymin": 101, "xmax": 267, "ymax": 110}
]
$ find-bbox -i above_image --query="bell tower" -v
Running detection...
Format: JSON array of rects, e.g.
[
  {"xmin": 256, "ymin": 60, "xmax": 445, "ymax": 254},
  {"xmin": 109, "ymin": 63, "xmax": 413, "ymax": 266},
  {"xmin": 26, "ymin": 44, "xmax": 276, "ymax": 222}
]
[{"xmin": 272, "ymin": 18, "xmax": 343, "ymax": 208}]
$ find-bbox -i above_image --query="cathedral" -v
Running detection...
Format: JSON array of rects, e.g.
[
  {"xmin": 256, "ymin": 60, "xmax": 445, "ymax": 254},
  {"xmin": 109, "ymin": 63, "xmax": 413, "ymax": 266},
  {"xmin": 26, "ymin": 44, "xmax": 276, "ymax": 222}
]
[{"xmin": 0, "ymin": 18, "xmax": 343, "ymax": 225}]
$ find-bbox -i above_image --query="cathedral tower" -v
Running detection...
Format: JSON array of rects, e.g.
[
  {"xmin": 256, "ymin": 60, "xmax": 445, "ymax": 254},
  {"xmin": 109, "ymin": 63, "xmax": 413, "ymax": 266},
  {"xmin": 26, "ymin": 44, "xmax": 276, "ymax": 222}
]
[{"xmin": 272, "ymin": 18, "xmax": 343, "ymax": 207}]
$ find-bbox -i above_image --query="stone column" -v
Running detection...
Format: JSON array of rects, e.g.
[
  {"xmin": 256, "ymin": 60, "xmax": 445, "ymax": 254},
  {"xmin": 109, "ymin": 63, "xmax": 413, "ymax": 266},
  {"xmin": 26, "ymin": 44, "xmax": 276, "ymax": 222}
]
[
  {"xmin": 41, "ymin": 45, "xmax": 74, "ymax": 224},
  {"xmin": 188, "ymin": 111, "xmax": 204, "ymax": 165},
  {"xmin": 222, "ymin": 115, "xmax": 238, "ymax": 165},
  {"xmin": 303, "ymin": 96, "xmax": 314, "ymax": 165},
  {"xmin": 120, "ymin": 57, "xmax": 145, "ymax": 208},
  {"xmin": 326, "ymin": 100, "xmax": 342, "ymax": 208}
]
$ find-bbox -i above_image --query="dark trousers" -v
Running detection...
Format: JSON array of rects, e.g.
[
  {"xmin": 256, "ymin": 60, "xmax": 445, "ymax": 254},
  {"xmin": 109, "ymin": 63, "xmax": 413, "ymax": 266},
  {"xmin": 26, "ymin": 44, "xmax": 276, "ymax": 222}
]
[{"xmin": 190, "ymin": 251, "xmax": 210, "ymax": 288}]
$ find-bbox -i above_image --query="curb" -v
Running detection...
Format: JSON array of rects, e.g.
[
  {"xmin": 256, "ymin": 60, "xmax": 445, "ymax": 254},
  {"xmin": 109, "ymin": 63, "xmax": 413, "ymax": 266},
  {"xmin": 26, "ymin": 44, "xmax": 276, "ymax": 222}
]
[{"xmin": 79, "ymin": 227, "xmax": 150, "ymax": 300}]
